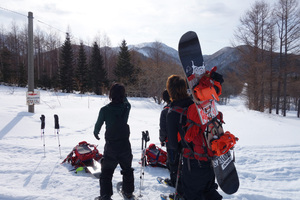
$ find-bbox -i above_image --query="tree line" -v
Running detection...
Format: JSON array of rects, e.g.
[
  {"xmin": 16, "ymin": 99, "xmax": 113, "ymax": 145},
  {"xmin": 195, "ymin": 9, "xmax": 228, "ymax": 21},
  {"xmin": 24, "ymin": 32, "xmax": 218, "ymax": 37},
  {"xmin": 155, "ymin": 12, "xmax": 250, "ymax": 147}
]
[
  {"xmin": 0, "ymin": 0, "xmax": 299, "ymax": 117},
  {"xmin": 233, "ymin": 0, "xmax": 300, "ymax": 117},
  {"xmin": 0, "ymin": 23, "xmax": 183, "ymax": 104}
]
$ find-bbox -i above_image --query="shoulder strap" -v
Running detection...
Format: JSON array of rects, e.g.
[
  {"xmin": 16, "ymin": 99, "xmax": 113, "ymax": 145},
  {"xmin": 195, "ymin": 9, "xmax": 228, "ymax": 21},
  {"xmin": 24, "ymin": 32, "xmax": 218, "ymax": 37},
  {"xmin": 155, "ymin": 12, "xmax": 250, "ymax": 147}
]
[{"xmin": 169, "ymin": 106, "xmax": 188, "ymax": 124}]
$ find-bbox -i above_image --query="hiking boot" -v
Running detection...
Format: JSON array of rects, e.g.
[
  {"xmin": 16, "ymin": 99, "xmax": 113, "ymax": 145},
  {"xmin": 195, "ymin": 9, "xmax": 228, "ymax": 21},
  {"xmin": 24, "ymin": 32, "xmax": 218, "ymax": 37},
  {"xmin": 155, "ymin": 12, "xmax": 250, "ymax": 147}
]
[
  {"xmin": 94, "ymin": 195, "xmax": 112, "ymax": 200},
  {"xmin": 169, "ymin": 193, "xmax": 184, "ymax": 200},
  {"xmin": 122, "ymin": 191, "xmax": 135, "ymax": 199},
  {"xmin": 164, "ymin": 178, "xmax": 175, "ymax": 187}
]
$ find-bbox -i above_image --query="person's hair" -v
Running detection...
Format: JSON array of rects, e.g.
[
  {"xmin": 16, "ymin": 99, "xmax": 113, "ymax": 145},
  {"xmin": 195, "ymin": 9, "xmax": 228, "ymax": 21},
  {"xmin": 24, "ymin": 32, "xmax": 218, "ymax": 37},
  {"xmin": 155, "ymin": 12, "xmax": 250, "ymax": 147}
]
[
  {"xmin": 166, "ymin": 75, "xmax": 188, "ymax": 101},
  {"xmin": 162, "ymin": 89, "xmax": 171, "ymax": 104},
  {"xmin": 109, "ymin": 83, "xmax": 125, "ymax": 104}
]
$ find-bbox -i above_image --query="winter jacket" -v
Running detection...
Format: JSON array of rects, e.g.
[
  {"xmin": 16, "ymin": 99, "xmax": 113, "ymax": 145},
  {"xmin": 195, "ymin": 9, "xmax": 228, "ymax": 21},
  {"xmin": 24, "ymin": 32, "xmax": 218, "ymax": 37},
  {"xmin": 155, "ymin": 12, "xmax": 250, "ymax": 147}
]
[
  {"xmin": 166, "ymin": 97, "xmax": 194, "ymax": 151},
  {"xmin": 94, "ymin": 97, "xmax": 131, "ymax": 141},
  {"xmin": 159, "ymin": 105, "xmax": 170, "ymax": 144}
]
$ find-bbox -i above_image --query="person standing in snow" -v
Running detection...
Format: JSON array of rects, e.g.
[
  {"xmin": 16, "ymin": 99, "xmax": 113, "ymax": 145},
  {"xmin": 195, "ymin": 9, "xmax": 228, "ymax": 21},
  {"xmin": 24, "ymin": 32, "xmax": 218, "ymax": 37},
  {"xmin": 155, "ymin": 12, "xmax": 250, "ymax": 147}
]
[
  {"xmin": 159, "ymin": 89, "xmax": 178, "ymax": 188},
  {"xmin": 159, "ymin": 89, "xmax": 171, "ymax": 147},
  {"xmin": 166, "ymin": 75, "xmax": 222, "ymax": 200},
  {"xmin": 93, "ymin": 83, "xmax": 134, "ymax": 200}
]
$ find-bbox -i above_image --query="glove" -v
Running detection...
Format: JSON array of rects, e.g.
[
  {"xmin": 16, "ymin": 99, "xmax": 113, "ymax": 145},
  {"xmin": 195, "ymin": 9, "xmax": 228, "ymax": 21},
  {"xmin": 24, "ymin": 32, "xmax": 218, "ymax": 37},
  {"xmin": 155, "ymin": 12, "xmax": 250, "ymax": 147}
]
[
  {"xmin": 94, "ymin": 132, "xmax": 100, "ymax": 140},
  {"xmin": 211, "ymin": 71, "xmax": 224, "ymax": 84}
]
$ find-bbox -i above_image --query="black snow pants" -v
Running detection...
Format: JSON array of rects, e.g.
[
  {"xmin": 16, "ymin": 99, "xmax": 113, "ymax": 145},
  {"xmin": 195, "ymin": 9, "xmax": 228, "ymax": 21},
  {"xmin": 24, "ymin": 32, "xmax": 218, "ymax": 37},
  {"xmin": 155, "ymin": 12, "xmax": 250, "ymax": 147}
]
[
  {"xmin": 99, "ymin": 140, "xmax": 134, "ymax": 198},
  {"xmin": 182, "ymin": 158, "xmax": 223, "ymax": 200},
  {"xmin": 167, "ymin": 148, "xmax": 183, "ymax": 195}
]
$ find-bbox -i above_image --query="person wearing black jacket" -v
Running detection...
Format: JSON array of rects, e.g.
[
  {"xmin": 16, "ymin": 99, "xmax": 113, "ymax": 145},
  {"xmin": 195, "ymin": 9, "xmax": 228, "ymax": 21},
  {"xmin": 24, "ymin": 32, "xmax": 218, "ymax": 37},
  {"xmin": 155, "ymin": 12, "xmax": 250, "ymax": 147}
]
[
  {"xmin": 166, "ymin": 75, "xmax": 222, "ymax": 200},
  {"xmin": 159, "ymin": 90, "xmax": 176, "ymax": 187},
  {"xmin": 159, "ymin": 89, "xmax": 171, "ymax": 146},
  {"xmin": 94, "ymin": 83, "xmax": 134, "ymax": 200}
]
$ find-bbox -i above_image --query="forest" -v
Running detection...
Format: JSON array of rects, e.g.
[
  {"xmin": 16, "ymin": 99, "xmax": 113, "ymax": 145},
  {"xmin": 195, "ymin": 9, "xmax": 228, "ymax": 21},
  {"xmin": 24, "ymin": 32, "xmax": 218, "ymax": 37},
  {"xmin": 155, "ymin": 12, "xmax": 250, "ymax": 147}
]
[{"xmin": 0, "ymin": 0, "xmax": 299, "ymax": 116}]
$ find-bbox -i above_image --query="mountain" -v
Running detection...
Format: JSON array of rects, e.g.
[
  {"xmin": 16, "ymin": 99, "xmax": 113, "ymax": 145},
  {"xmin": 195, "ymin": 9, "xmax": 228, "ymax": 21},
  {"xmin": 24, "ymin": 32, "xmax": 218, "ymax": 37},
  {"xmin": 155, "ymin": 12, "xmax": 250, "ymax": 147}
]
[
  {"xmin": 127, "ymin": 42, "xmax": 242, "ymax": 74},
  {"xmin": 204, "ymin": 46, "xmax": 242, "ymax": 73},
  {"xmin": 128, "ymin": 42, "xmax": 180, "ymax": 63}
]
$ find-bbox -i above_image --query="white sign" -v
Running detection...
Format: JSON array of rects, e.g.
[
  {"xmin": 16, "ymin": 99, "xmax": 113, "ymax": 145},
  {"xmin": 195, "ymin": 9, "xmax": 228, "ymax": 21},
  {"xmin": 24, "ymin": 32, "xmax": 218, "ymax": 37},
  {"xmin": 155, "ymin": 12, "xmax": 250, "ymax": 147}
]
[{"xmin": 26, "ymin": 91, "xmax": 40, "ymax": 105}]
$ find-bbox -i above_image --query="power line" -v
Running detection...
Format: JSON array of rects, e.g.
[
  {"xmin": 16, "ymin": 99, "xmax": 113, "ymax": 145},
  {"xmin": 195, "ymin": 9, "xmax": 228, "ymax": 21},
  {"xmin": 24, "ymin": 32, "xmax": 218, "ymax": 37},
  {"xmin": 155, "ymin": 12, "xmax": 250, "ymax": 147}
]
[
  {"xmin": 0, "ymin": 6, "xmax": 84, "ymax": 44},
  {"xmin": 0, "ymin": 6, "xmax": 66, "ymax": 34},
  {"xmin": 0, "ymin": 6, "xmax": 27, "ymax": 18},
  {"xmin": 35, "ymin": 19, "xmax": 66, "ymax": 35}
]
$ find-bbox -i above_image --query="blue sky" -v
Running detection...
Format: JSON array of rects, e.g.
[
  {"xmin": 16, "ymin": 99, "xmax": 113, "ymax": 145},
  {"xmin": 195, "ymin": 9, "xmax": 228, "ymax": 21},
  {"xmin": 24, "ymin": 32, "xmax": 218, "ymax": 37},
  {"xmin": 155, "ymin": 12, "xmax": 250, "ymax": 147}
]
[{"xmin": 0, "ymin": 0, "xmax": 277, "ymax": 54}]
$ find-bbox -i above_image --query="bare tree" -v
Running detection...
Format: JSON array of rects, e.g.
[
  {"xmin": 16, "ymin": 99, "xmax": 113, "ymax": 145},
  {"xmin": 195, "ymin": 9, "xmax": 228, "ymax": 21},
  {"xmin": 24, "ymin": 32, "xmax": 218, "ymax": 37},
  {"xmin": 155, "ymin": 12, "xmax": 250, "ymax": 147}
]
[
  {"xmin": 234, "ymin": 0, "xmax": 271, "ymax": 111},
  {"xmin": 136, "ymin": 41, "xmax": 183, "ymax": 103},
  {"xmin": 265, "ymin": 18, "xmax": 277, "ymax": 113},
  {"xmin": 274, "ymin": 0, "xmax": 300, "ymax": 116}
]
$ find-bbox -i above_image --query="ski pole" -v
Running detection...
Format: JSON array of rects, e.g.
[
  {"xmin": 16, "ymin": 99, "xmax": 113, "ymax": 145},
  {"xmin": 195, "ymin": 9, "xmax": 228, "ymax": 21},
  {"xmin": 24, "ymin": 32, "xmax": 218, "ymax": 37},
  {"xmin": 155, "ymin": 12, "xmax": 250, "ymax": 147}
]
[
  {"xmin": 54, "ymin": 114, "xmax": 62, "ymax": 158},
  {"xmin": 174, "ymin": 150, "xmax": 183, "ymax": 200},
  {"xmin": 139, "ymin": 131, "xmax": 145, "ymax": 197},
  {"xmin": 139, "ymin": 130, "xmax": 150, "ymax": 197},
  {"xmin": 40, "ymin": 114, "xmax": 45, "ymax": 157}
]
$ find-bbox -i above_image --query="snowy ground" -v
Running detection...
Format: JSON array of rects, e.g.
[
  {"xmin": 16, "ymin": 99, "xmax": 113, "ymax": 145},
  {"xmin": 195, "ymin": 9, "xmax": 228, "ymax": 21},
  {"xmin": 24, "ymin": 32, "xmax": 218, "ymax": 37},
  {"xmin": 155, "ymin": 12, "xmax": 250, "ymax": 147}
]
[{"xmin": 0, "ymin": 85, "xmax": 299, "ymax": 200}]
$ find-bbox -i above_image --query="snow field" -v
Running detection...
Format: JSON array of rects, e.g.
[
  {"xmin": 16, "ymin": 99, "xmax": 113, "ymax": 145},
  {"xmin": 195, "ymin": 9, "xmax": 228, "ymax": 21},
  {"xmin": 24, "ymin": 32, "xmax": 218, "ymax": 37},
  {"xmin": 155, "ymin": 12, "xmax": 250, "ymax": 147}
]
[{"xmin": 0, "ymin": 85, "xmax": 299, "ymax": 200}]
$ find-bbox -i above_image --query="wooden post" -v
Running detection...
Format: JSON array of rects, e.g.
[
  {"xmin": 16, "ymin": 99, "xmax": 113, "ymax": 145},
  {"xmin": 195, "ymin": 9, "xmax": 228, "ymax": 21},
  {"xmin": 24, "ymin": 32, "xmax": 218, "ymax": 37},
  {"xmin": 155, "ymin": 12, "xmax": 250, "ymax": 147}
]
[
  {"xmin": 28, "ymin": 12, "xmax": 34, "ymax": 113},
  {"xmin": 297, "ymin": 98, "xmax": 300, "ymax": 118}
]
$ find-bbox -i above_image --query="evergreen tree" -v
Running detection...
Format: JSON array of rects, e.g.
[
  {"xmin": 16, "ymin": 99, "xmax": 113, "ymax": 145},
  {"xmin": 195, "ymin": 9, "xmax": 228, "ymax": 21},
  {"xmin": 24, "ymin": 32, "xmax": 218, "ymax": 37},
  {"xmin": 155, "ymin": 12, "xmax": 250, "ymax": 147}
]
[
  {"xmin": 90, "ymin": 42, "xmax": 107, "ymax": 95},
  {"xmin": 0, "ymin": 47, "xmax": 12, "ymax": 83},
  {"xmin": 75, "ymin": 42, "xmax": 89, "ymax": 93},
  {"xmin": 59, "ymin": 33, "xmax": 74, "ymax": 93},
  {"xmin": 114, "ymin": 40, "xmax": 137, "ymax": 86},
  {"xmin": 17, "ymin": 63, "xmax": 27, "ymax": 87}
]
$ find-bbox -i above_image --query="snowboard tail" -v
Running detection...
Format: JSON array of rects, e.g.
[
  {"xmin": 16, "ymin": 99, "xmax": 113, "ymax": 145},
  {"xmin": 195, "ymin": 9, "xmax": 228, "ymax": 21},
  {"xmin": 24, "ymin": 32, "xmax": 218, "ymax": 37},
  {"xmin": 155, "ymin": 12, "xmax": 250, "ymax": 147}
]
[
  {"xmin": 85, "ymin": 159, "xmax": 101, "ymax": 179},
  {"xmin": 212, "ymin": 151, "xmax": 239, "ymax": 194}
]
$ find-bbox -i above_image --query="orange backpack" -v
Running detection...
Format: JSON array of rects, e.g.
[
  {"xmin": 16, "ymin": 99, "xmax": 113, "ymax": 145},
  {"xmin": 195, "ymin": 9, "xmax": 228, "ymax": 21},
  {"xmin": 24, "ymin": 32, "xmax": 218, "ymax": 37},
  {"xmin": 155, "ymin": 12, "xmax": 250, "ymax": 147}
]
[
  {"xmin": 170, "ymin": 103, "xmax": 238, "ymax": 159},
  {"xmin": 193, "ymin": 71, "xmax": 222, "ymax": 101}
]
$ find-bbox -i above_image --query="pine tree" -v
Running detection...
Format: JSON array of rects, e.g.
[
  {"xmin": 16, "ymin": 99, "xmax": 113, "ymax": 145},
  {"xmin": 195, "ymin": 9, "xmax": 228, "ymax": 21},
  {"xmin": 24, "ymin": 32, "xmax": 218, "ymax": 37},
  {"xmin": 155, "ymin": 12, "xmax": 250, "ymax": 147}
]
[
  {"xmin": 90, "ymin": 42, "xmax": 107, "ymax": 95},
  {"xmin": 59, "ymin": 33, "xmax": 74, "ymax": 93},
  {"xmin": 0, "ymin": 47, "xmax": 12, "ymax": 83},
  {"xmin": 75, "ymin": 42, "xmax": 89, "ymax": 93},
  {"xmin": 114, "ymin": 40, "xmax": 137, "ymax": 86}
]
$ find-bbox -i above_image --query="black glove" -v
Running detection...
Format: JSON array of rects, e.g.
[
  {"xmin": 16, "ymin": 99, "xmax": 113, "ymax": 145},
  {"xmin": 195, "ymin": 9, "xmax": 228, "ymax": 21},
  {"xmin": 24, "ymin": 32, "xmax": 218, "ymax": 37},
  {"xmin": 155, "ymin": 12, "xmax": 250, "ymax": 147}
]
[
  {"xmin": 94, "ymin": 132, "xmax": 100, "ymax": 140},
  {"xmin": 211, "ymin": 71, "xmax": 224, "ymax": 84}
]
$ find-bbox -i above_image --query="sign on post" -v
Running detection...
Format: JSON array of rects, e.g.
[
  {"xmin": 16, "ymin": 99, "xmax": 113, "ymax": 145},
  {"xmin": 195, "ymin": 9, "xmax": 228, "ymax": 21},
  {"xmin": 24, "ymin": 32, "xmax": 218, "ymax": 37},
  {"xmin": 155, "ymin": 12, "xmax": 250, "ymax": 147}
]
[{"xmin": 26, "ymin": 91, "xmax": 40, "ymax": 105}]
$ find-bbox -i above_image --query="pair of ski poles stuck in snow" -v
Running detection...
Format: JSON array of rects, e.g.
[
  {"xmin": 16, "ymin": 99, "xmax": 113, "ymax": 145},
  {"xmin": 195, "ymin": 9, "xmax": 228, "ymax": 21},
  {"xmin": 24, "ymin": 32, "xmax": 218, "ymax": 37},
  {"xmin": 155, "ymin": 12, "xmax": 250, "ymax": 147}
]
[
  {"xmin": 40, "ymin": 114, "xmax": 61, "ymax": 158},
  {"xmin": 139, "ymin": 130, "xmax": 150, "ymax": 198}
]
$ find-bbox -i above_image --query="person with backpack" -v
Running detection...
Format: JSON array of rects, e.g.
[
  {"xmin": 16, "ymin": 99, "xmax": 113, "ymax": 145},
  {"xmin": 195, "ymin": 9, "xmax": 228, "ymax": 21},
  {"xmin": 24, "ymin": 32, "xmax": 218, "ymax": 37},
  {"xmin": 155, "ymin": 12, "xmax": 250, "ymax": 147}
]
[
  {"xmin": 159, "ymin": 89, "xmax": 179, "ymax": 188},
  {"xmin": 166, "ymin": 75, "xmax": 222, "ymax": 200},
  {"xmin": 159, "ymin": 89, "xmax": 171, "ymax": 147},
  {"xmin": 93, "ymin": 83, "xmax": 134, "ymax": 200}
]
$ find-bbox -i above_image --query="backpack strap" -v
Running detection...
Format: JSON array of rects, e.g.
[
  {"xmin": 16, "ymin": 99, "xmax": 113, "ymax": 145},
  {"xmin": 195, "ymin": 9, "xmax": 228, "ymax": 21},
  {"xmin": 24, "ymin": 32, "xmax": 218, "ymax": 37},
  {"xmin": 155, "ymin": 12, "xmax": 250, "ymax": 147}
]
[{"xmin": 169, "ymin": 106, "xmax": 187, "ymax": 124}]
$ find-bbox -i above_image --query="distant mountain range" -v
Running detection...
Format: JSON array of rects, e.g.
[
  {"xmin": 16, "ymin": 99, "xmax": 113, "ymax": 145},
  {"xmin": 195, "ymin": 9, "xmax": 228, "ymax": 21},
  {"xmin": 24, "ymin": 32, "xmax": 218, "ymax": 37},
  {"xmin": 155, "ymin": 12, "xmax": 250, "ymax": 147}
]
[{"xmin": 127, "ymin": 42, "xmax": 242, "ymax": 74}]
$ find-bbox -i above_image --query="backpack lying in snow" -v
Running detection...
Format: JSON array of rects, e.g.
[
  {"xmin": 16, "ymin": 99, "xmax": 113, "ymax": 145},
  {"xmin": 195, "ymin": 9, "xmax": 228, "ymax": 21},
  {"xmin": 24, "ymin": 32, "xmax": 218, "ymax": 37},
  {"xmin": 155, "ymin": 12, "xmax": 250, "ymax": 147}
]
[
  {"xmin": 145, "ymin": 143, "xmax": 167, "ymax": 168},
  {"xmin": 61, "ymin": 141, "xmax": 102, "ymax": 168}
]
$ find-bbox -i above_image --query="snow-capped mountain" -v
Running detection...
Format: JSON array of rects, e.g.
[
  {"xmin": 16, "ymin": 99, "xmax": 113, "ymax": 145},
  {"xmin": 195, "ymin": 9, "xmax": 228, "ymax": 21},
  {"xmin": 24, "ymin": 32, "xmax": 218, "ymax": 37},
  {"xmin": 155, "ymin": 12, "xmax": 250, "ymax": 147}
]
[{"xmin": 128, "ymin": 42, "xmax": 243, "ymax": 74}]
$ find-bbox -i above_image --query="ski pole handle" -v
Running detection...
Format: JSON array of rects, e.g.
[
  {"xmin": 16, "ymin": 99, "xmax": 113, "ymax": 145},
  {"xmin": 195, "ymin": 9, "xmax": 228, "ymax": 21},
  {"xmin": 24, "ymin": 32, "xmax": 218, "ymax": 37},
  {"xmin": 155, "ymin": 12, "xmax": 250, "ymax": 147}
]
[
  {"xmin": 54, "ymin": 114, "xmax": 59, "ymax": 129},
  {"xmin": 40, "ymin": 115, "xmax": 45, "ymax": 129}
]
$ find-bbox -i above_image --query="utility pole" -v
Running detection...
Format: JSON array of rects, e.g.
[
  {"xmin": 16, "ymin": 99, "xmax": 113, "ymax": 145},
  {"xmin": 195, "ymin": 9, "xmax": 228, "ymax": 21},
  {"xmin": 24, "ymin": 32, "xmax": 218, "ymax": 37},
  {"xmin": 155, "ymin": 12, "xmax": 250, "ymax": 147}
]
[{"xmin": 28, "ymin": 12, "xmax": 34, "ymax": 113}]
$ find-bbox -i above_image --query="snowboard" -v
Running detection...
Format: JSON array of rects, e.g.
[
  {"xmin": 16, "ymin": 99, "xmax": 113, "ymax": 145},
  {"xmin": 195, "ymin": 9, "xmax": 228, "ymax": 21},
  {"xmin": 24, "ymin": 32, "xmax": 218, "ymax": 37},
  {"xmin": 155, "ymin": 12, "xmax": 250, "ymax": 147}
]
[
  {"xmin": 157, "ymin": 177, "xmax": 174, "ymax": 187},
  {"xmin": 116, "ymin": 182, "xmax": 138, "ymax": 200},
  {"xmin": 178, "ymin": 31, "xmax": 239, "ymax": 195},
  {"xmin": 74, "ymin": 159, "xmax": 101, "ymax": 179},
  {"xmin": 85, "ymin": 159, "xmax": 101, "ymax": 179}
]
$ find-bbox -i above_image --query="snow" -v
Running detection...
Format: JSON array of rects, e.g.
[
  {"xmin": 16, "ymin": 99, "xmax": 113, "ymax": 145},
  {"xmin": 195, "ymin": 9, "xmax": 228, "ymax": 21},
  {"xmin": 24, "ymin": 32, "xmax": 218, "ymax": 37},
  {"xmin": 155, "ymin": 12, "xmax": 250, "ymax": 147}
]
[{"xmin": 0, "ymin": 85, "xmax": 299, "ymax": 200}]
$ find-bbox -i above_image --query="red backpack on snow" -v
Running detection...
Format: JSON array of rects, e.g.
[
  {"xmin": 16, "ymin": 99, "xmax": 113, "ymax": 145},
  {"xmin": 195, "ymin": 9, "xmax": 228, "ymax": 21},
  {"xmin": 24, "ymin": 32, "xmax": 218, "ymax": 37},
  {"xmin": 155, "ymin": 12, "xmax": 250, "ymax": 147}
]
[
  {"xmin": 145, "ymin": 143, "xmax": 168, "ymax": 168},
  {"xmin": 61, "ymin": 141, "xmax": 102, "ymax": 168}
]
